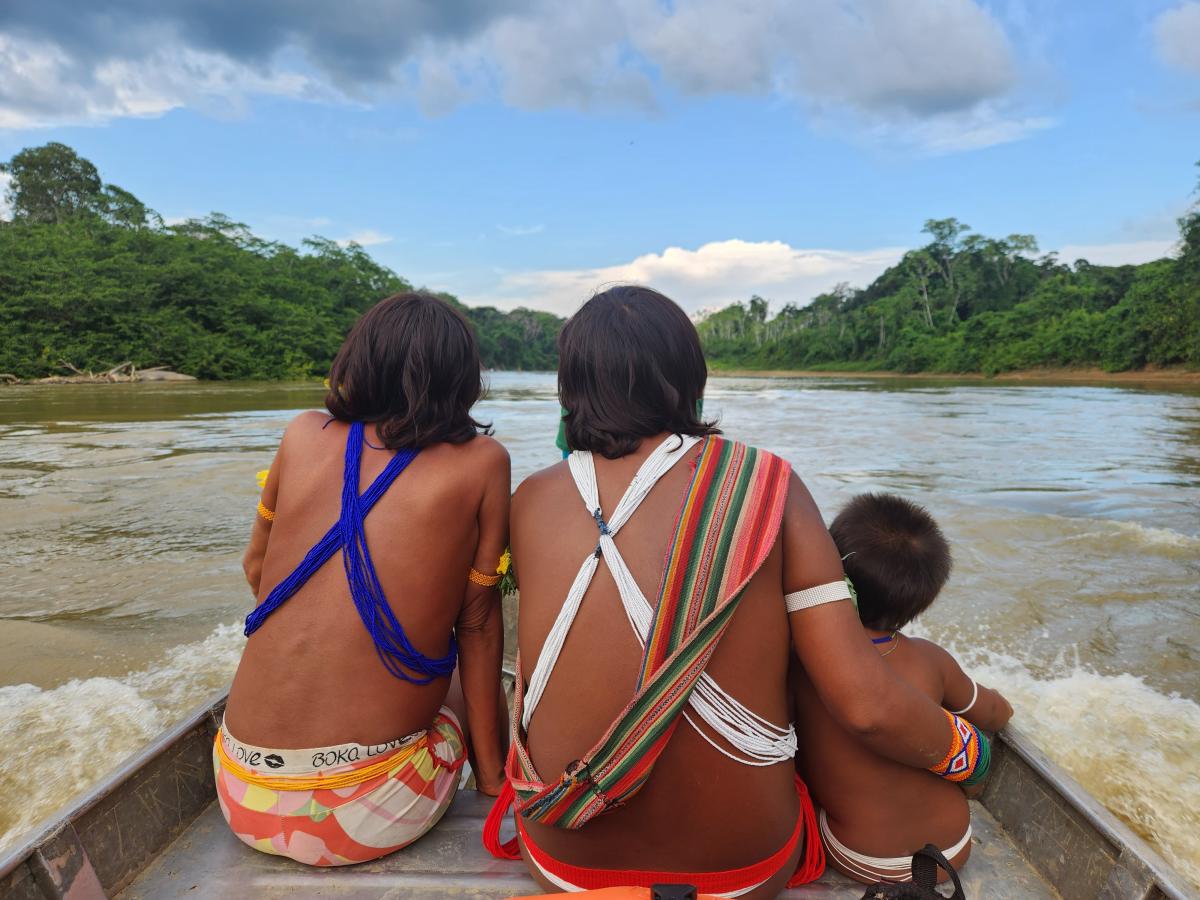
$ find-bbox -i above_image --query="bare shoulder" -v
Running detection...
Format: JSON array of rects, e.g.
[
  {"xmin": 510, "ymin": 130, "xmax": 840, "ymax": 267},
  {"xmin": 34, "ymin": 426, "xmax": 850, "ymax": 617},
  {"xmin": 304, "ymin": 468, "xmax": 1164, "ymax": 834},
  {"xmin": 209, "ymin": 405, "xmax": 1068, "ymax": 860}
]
[
  {"xmin": 512, "ymin": 460, "xmax": 570, "ymax": 512},
  {"xmin": 463, "ymin": 434, "xmax": 511, "ymax": 472},
  {"xmin": 285, "ymin": 409, "xmax": 332, "ymax": 435},
  {"xmin": 784, "ymin": 470, "xmax": 829, "ymax": 531},
  {"xmin": 904, "ymin": 636, "xmax": 959, "ymax": 676},
  {"xmin": 277, "ymin": 410, "xmax": 333, "ymax": 452}
]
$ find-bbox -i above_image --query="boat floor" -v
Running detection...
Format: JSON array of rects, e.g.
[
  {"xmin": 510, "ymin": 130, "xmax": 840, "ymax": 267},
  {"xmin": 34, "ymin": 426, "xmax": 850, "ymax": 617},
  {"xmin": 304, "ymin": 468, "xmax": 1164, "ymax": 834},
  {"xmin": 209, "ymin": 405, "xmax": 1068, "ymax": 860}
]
[{"xmin": 118, "ymin": 792, "xmax": 1058, "ymax": 899}]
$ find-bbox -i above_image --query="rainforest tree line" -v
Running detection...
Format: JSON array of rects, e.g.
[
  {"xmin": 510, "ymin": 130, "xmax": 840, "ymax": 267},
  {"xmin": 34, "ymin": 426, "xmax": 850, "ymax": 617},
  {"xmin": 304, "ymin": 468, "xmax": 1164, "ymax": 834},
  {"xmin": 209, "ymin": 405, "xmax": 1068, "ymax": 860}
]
[
  {"xmin": 0, "ymin": 143, "xmax": 558, "ymax": 379},
  {"xmin": 698, "ymin": 181, "xmax": 1200, "ymax": 374},
  {"xmin": 1, "ymin": 142, "xmax": 1196, "ymax": 380}
]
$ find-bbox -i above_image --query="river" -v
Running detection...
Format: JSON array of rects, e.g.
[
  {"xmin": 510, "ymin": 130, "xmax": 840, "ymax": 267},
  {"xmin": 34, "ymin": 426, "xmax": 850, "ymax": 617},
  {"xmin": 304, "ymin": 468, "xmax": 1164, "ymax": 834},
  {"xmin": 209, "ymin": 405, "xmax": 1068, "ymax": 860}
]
[{"xmin": 0, "ymin": 373, "xmax": 1197, "ymax": 885}]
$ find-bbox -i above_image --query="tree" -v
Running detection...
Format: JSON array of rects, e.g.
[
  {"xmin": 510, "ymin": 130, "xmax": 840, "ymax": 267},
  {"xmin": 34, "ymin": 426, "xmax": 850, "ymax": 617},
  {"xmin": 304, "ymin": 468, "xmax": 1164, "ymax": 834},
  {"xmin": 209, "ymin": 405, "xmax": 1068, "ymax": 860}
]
[
  {"xmin": 903, "ymin": 250, "xmax": 938, "ymax": 328},
  {"xmin": 922, "ymin": 218, "xmax": 973, "ymax": 322},
  {"xmin": 101, "ymin": 184, "xmax": 151, "ymax": 229},
  {"xmin": 1177, "ymin": 160, "xmax": 1200, "ymax": 280},
  {"xmin": 0, "ymin": 142, "xmax": 104, "ymax": 224}
]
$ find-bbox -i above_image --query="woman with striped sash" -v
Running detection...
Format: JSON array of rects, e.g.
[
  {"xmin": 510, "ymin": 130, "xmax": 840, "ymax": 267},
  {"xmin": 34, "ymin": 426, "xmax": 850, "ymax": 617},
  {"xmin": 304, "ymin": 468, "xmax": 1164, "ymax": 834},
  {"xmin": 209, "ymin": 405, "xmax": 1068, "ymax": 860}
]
[{"xmin": 486, "ymin": 286, "xmax": 989, "ymax": 898}]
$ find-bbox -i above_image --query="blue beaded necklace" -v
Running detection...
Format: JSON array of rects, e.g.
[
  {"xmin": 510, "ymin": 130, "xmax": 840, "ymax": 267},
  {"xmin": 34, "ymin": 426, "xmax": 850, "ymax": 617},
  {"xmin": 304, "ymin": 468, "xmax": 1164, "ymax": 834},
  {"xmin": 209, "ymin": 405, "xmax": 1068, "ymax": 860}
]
[{"xmin": 244, "ymin": 421, "xmax": 456, "ymax": 684}]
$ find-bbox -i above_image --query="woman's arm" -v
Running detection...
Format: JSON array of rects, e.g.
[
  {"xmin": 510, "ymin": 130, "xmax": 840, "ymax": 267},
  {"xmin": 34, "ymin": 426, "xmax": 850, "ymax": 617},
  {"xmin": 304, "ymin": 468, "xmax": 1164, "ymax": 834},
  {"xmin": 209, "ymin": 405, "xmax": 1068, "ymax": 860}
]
[
  {"xmin": 455, "ymin": 441, "xmax": 511, "ymax": 796},
  {"xmin": 783, "ymin": 473, "xmax": 963, "ymax": 769},
  {"xmin": 242, "ymin": 449, "xmax": 281, "ymax": 597}
]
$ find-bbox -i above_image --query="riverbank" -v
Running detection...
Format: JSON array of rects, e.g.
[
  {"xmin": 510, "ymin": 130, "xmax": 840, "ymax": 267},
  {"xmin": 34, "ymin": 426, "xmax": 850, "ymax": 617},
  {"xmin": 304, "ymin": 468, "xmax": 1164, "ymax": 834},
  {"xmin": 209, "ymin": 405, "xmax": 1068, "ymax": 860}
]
[
  {"xmin": 709, "ymin": 365, "xmax": 1200, "ymax": 386},
  {"xmin": 0, "ymin": 362, "xmax": 195, "ymax": 385}
]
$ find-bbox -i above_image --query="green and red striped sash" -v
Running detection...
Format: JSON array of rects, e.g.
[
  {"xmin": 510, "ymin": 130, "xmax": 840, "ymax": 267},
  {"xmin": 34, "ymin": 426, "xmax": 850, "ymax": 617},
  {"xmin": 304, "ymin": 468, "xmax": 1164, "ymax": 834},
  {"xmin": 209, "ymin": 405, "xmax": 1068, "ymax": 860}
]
[{"xmin": 507, "ymin": 437, "xmax": 792, "ymax": 829}]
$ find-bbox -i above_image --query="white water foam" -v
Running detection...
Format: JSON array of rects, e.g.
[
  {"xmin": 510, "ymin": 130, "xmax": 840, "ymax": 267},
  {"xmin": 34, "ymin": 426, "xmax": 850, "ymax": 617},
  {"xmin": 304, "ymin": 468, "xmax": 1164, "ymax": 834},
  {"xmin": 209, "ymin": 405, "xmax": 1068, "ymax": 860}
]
[
  {"xmin": 0, "ymin": 623, "xmax": 245, "ymax": 849},
  {"xmin": 924, "ymin": 635, "xmax": 1200, "ymax": 890},
  {"xmin": 1, "ymin": 621, "xmax": 1198, "ymax": 890},
  {"xmin": 1063, "ymin": 518, "xmax": 1200, "ymax": 554}
]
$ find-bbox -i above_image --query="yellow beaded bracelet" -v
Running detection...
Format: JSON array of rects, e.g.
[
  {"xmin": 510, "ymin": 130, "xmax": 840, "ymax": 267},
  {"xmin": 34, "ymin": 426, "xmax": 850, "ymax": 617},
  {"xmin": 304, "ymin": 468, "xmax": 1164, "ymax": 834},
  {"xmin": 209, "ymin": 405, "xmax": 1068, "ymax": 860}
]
[{"xmin": 257, "ymin": 500, "xmax": 276, "ymax": 522}]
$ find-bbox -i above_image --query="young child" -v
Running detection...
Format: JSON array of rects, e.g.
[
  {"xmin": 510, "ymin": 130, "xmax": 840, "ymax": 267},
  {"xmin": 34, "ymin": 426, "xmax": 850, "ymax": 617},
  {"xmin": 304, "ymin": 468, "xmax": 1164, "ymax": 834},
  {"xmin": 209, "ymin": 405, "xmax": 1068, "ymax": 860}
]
[{"xmin": 794, "ymin": 493, "xmax": 1013, "ymax": 884}]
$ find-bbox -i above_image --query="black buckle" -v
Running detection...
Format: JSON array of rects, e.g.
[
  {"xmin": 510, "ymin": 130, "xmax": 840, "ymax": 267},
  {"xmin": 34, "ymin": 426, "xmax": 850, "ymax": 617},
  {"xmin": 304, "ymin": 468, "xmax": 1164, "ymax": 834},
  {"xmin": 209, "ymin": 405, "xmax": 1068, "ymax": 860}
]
[{"xmin": 652, "ymin": 886, "xmax": 697, "ymax": 900}]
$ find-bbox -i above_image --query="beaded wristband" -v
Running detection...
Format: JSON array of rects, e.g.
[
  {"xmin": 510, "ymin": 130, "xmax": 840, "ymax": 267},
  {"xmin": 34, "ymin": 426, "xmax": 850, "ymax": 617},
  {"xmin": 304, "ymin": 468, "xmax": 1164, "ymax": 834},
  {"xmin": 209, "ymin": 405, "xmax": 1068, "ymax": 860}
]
[{"xmin": 929, "ymin": 709, "xmax": 990, "ymax": 785}]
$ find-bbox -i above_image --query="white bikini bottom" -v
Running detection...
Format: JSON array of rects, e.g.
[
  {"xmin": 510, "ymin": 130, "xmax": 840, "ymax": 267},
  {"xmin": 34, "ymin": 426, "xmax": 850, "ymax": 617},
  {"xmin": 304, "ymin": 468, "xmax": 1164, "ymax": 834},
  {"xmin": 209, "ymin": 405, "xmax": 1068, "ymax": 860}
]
[{"xmin": 819, "ymin": 808, "xmax": 971, "ymax": 883}]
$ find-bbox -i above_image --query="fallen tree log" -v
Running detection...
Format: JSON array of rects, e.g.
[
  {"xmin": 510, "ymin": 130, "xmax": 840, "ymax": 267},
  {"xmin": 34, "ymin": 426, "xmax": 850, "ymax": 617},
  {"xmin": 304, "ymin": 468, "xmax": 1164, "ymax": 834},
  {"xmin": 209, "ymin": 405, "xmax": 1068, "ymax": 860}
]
[{"xmin": 5, "ymin": 361, "xmax": 197, "ymax": 385}]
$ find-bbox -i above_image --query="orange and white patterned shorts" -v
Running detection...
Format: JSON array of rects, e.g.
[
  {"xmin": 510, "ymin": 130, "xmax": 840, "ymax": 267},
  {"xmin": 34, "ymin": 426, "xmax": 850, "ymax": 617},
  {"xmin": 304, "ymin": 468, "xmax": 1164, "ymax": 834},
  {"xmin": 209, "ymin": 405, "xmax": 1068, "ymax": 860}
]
[{"xmin": 214, "ymin": 707, "xmax": 465, "ymax": 866}]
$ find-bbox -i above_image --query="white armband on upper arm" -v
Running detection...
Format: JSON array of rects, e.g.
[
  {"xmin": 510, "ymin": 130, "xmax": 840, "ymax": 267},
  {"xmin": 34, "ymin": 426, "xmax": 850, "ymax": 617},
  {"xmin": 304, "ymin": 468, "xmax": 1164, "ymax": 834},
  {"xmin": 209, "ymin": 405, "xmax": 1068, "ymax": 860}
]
[{"xmin": 784, "ymin": 580, "xmax": 852, "ymax": 614}]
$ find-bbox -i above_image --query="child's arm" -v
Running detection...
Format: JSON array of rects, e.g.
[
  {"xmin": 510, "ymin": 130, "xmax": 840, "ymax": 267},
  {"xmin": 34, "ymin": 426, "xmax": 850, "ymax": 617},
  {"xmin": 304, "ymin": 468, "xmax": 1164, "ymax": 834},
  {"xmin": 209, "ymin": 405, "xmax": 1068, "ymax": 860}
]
[{"xmin": 924, "ymin": 640, "xmax": 1013, "ymax": 733}]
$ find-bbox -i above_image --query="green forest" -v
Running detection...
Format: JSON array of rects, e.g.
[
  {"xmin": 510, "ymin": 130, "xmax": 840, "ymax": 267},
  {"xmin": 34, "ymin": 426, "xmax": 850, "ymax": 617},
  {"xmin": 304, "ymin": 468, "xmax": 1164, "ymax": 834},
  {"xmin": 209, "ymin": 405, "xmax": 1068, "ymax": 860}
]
[
  {"xmin": 0, "ymin": 143, "xmax": 559, "ymax": 379},
  {"xmin": 699, "ymin": 181, "xmax": 1200, "ymax": 375},
  {"xmin": 1, "ymin": 142, "xmax": 1197, "ymax": 380}
]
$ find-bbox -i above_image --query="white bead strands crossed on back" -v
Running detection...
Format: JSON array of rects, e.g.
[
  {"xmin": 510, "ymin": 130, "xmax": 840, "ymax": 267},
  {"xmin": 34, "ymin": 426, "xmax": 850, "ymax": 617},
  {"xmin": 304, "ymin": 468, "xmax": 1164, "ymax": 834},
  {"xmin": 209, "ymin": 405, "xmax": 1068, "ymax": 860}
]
[{"xmin": 521, "ymin": 434, "xmax": 798, "ymax": 767}]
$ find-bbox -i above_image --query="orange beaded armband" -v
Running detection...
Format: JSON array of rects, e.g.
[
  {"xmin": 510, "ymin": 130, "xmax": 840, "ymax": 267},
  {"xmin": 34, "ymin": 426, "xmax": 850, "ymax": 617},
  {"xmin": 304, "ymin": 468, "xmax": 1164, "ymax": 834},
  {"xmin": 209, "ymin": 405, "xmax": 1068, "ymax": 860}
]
[
  {"xmin": 468, "ymin": 568, "xmax": 502, "ymax": 587},
  {"xmin": 257, "ymin": 500, "xmax": 276, "ymax": 522}
]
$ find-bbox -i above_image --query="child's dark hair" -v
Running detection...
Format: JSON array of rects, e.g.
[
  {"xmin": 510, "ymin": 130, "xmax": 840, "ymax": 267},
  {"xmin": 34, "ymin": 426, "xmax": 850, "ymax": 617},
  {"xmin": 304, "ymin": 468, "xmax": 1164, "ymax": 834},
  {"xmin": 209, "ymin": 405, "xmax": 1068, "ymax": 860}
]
[
  {"xmin": 829, "ymin": 493, "xmax": 952, "ymax": 631},
  {"xmin": 558, "ymin": 285, "xmax": 720, "ymax": 459},
  {"xmin": 325, "ymin": 292, "xmax": 489, "ymax": 449}
]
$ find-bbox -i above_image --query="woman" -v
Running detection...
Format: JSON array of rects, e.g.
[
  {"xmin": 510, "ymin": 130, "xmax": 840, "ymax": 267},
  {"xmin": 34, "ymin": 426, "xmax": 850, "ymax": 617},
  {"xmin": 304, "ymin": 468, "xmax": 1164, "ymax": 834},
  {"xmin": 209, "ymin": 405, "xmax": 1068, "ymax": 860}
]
[
  {"xmin": 218, "ymin": 292, "xmax": 510, "ymax": 867},
  {"xmin": 486, "ymin": 286, "xmax": 988, "ymax": 899}
]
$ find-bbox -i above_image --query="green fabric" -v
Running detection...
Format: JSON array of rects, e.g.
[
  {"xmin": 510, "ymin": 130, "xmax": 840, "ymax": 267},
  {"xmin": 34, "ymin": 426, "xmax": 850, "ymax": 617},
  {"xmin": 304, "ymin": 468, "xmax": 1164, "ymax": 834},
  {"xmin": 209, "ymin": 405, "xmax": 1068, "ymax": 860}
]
[{"xmin": 555, "ymin": 406, "xmax": 570, "ymax": 458}]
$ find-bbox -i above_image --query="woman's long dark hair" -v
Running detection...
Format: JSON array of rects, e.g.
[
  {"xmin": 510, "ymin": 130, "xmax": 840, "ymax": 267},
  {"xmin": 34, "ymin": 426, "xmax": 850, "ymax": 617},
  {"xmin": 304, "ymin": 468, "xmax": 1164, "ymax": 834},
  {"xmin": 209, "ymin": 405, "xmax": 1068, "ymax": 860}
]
[
  {"xmin": 558, "ymin": 285, "xmax": 719, "ymax": 459},
  {"xmin": 325, "ymin": 292, "xmax": 489, "ymax": 449}
]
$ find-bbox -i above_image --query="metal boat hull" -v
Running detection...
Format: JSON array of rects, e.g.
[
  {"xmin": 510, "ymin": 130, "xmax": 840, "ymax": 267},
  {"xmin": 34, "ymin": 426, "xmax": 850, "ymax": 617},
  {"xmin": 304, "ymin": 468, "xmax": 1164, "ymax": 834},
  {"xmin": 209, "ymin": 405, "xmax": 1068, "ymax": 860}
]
[{"xmin": 0, "ymin": 691, "xmax": 1191, "ymax": 899}]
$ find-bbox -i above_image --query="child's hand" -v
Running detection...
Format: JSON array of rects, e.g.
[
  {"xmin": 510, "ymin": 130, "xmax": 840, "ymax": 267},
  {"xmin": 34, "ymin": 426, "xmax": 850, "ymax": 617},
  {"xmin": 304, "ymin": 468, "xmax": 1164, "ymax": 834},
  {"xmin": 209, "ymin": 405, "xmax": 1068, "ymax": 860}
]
[
  {"xmin": 995, "ymin": 692, "xmax": 1014, "ymax": 728},
  {"xmin": 968, "ymin": 685, "xmax": 1013, "ymax": 732}
]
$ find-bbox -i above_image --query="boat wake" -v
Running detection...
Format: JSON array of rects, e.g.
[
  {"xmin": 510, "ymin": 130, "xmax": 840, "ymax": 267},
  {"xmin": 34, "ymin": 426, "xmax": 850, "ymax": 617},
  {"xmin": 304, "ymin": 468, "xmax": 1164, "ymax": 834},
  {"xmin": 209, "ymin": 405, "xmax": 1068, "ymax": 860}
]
[
  {"xmin": 921, "ymin": 629, "xmax": 1200, "ymax": 891},
  {"xmin": 0, "ymin": 621, "xmax": 1197, "ymax": 891},
  {"xmin": 0, "ymin": 623, "xmax": 245, "ymax": 851}
]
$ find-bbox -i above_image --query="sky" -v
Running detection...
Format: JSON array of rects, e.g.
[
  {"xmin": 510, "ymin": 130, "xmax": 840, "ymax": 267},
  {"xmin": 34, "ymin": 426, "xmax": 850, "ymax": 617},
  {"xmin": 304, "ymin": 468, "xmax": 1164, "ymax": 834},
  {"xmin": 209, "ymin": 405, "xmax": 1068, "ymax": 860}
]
[{"xmin": 0, "ymin": 0, "xmax": 1198, "ymax": 316}]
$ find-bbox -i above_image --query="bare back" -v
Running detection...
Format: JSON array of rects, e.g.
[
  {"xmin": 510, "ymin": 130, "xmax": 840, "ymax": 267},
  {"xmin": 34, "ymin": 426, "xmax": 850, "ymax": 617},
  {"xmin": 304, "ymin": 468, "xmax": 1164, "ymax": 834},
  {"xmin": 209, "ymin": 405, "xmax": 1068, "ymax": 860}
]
[
  {"xmin": 225, "ymin": 412, "xmax": 506, "ymax": 749},
  {"xmin": 794, "ymin": 635, "xmax": 969, "ymax": 859},
  {"xmin": 513, "ymin": 437, "xmax": 799, "ymax": 880}
]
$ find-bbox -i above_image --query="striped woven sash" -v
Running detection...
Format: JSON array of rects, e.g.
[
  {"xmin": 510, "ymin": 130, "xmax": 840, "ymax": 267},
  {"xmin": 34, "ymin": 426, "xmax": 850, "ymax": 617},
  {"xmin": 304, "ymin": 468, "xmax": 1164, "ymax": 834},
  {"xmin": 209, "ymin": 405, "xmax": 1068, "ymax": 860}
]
[{"xmin": 508, "ymin": 437, "xmax": 791, "ymax": 829}]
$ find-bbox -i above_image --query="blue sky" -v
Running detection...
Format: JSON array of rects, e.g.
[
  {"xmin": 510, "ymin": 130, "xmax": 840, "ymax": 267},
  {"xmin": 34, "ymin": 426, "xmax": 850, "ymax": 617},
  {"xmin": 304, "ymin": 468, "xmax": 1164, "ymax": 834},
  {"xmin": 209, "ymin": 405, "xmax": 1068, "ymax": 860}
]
[{"xmin": 1, "ymin": 0, "xmax": 1198, "ymax": 315}]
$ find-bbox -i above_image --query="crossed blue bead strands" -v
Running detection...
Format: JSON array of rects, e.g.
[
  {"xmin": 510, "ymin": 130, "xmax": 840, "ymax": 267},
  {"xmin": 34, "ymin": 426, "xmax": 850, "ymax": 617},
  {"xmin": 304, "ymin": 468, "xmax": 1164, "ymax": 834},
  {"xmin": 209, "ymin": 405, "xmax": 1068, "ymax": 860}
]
[{"xmin": 244, "ymin": 421, "xmax": 458, "ymax": 684}]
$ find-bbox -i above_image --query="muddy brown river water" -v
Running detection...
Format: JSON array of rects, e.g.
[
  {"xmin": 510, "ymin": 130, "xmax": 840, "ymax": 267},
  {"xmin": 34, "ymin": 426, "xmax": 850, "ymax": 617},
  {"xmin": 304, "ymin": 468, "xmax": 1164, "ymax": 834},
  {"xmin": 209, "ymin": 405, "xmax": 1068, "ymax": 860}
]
[{"xmin": 0, "ymin": 373, "xmax": 1197, "ymax": 884}]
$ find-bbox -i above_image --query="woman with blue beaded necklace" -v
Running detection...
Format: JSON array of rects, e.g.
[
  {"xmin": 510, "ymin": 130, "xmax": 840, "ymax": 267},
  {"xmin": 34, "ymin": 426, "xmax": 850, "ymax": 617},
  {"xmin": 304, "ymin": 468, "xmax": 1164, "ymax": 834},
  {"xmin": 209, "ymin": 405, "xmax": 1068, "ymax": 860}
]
[{"xmin": 217, "ymin": 292, "xmax": 510, "ymax": 866}]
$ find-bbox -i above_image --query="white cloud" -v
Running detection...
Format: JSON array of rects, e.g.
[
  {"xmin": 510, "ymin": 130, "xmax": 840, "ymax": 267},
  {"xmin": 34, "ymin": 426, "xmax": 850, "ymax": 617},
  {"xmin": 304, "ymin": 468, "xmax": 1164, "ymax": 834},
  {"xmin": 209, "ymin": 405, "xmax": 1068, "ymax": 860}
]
[
  {"xmin": 1153, "ymin": 3, "xmax": 1200, "ymax": 74},
  {"xmin": 496, "ymin": 223, "xmax": 544, "ymax": 236},
  {"xmin": 1055, "ymin": 240, "xmax": 1177, "ymax": 267},
  {"xmin": 336, "ymin": 229, "xmax": 393, "ymax": 247},
  {"xmin": 633, "ymin": 0, "xmax": 1015, "ymax": 115},
  {"xmin": 0, "ymin": 1, "xmax": 1045, "ymax": 151},
  {"xmin": 467, "ymin": 238, "xmax": 906, "ymax": 315},
  {"xmin": 0, "ymin": 34, "xmax": 318, "ymax": 129},
  {"xmin": 897, "ymin": 109, "xmax": 1055, "ymax": 154}
]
